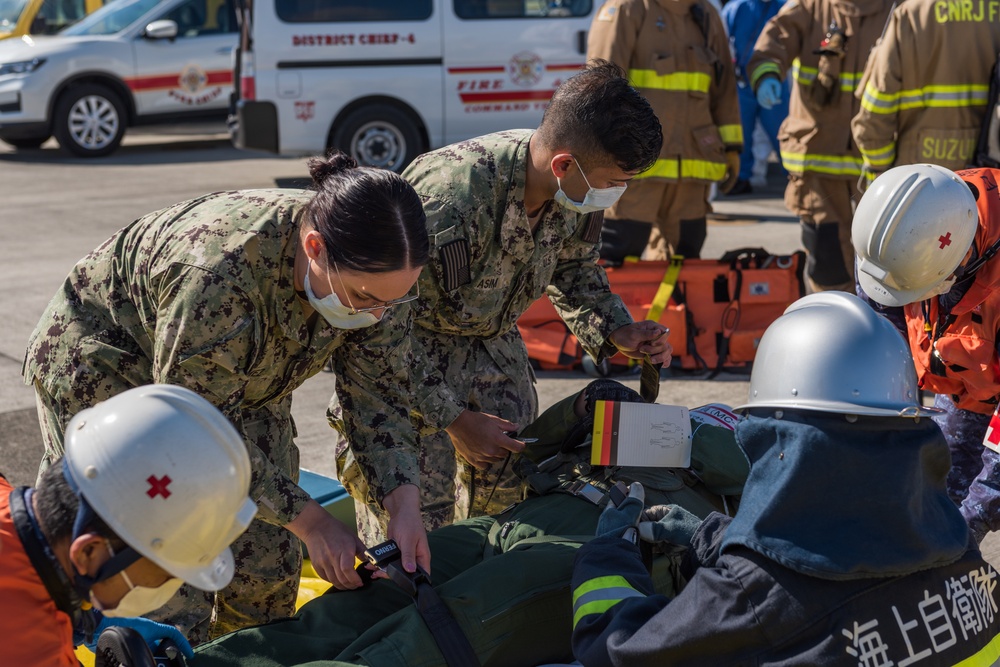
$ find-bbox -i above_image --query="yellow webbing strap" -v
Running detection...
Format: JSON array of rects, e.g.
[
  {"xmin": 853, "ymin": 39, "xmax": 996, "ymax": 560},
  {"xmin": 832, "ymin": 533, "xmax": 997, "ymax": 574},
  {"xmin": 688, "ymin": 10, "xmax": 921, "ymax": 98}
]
[{"xmin": 645, "ymin": 255, "xmax": 684, "ymax": 323}]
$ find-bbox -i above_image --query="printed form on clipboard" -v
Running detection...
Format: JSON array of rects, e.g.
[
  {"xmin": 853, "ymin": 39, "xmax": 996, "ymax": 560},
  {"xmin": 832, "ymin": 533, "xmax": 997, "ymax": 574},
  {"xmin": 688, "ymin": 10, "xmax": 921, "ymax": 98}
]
[{"xmin": 591, "ymin": 401, "xmax": 692, "ymax": 468}]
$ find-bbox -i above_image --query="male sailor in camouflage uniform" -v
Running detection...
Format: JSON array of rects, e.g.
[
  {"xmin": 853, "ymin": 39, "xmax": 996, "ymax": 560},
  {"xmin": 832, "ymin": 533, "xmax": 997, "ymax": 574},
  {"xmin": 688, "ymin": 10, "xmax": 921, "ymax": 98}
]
[
  {"xmin": 22, "ymin": 158, "xmax": 429, "ymax": 643},
  {"xmin": 330, "ymin": 61, "xmax": 671, "ymax": 563}
]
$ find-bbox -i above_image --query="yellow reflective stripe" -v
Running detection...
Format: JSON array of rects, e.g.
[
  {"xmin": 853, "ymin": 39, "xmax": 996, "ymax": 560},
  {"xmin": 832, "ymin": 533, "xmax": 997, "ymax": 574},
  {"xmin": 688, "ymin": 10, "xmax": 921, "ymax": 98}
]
[
  {"xmin": 791, "ymin": 58, "xmax": 816, "ymax": 85},
  {"xmin": 719, "ymin": 124, "xmax": 744, "ymax": 145},
  {"xmin": 572, "ymin": 575, "xmax": 645, "ymax": 629},
  {"xmin": 839, "ymin": 71, "xmax": 863, "ymax": 93},
  {"xmin": 634, "ymin": 158, "xmax": 727, "ymax": 181},
  {"xmin": 629, "ymin": 68, "xmax": 710, "ymax": 93},
  {"xmin": 952, "ymin": 631, "xmax": 1000, "ymax": 667},
  {"xmin": 858, "ymin": 142, "xmax": 896, "ymax": 167},
  {"xmin": 750, "ymin": 61, "xmax": 781, "ymax": 88},
  {"xmin": 791, "ymin": 59, "xmax": 863, "ymax": 92},
  {"xmin": 780, "ymin": 150, "xmax": 864, "ymax": 176},
  {"xmin": 636, "ymin": 159, "xmax": 680, "ymax": 179},
  {"xmin": 573, "ymin": 599, "xmax": 621, "ymax": 628},
  {"xmin": 682, "ymin": 159, "xmax": 727, "ymax": 180},
  {"xmin": 861, "ymin": 82, "xmax": 990, "ymax": 114}
]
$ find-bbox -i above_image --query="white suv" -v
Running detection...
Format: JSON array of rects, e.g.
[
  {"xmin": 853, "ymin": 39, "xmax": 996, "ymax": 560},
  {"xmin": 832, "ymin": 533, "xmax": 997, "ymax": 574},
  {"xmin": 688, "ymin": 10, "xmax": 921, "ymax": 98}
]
[{"xmin": 0, "ymin": 0, "xmax": 236, "ymax": 156}]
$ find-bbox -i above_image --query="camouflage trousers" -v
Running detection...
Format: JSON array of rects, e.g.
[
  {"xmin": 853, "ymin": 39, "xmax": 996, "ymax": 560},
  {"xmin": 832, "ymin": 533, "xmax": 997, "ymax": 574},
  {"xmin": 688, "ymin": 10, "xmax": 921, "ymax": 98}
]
[
  {"xmin": 147, "ymin": 519, "xmax": 301, "ymax": 645},
  {"xmin": 32, "ymin": 381, "xmax": 303, "ymax": 645},
  {"xmin": 339, "ymin": 338, "xmax": 537, "ymax": 547},
  {"xmin": 932, "ymin": 393, "xmax": 1000, "ymax": 543}
]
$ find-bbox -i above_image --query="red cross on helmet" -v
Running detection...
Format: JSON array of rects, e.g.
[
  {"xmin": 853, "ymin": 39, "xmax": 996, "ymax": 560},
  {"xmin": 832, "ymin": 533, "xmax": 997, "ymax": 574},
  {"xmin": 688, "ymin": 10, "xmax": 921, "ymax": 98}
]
[
  {"xmin": 853, "ymin": 164, "xmax": 978, "ymax": 307},
  {"xmin": 63, "ymin": 385, "xmax": 257, "ymax": 592}
]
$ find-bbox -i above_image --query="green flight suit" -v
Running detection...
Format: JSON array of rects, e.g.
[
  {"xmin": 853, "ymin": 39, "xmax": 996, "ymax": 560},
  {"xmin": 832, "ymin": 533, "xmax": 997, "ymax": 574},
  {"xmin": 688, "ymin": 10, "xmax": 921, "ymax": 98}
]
[{"xmin": 193, "ymin": 391, "xmax": 749, "ymax": 667}]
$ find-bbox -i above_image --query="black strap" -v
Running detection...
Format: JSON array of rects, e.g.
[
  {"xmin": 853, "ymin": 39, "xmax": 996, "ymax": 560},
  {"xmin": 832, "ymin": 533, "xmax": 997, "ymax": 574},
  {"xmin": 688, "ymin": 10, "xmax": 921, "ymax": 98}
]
[
  {"xmin": 385, "ymin": 564, "xmax": 482, "ymax": 667},
  {"xmin": 9, "ymin": 487, "xmax": 83, "ymax": 625},
  {"xmin": 481, "ymin": 451, "xmax": 512, "ymax": 514},
  {"xmin": 711, "ymin": 267, "xmax": 743, "ymax": 379},
  {"xmin": 414, "ymin": 580, "xmax": 482, "ymax": 667}
]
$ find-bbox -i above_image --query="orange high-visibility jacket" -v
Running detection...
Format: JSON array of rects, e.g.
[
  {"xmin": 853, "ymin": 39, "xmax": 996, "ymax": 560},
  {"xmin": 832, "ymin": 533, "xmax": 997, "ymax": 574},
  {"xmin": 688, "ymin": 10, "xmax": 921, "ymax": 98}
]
[
  {"xmin": 905, "ymin": 168, "xmax": 1000, "ymax": 414},
  {"xmin": 0, "ymin": 476, "xmax": 79, "ymax": 666}
]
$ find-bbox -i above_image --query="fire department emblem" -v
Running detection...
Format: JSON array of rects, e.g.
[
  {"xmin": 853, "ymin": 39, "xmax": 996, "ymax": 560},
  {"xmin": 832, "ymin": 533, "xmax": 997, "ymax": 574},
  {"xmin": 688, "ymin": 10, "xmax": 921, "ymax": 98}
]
[
  {"xmin": 509, "ymin": 52, "xmax": 543, "ymax": 87},
  {"xmin": 178, "ymin": 64, "xmax": 208, "ymax": 93},
  {"xmin": 295, "ymin": 101, "xmax": 315, "ymax": 122}
]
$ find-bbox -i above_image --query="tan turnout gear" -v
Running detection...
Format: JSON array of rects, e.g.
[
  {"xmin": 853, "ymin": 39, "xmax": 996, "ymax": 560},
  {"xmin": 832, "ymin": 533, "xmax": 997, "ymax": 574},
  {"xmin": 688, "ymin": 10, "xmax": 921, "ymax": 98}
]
[
  {"xmin": 748, "ymin": 0, "xmax": 893, "ymax": 291},
  {"xmin": 852, "ymin": 0, "xmax": 1000, "ymax": 180},
  {"xmin": 587, "ymin": 0, "xmax": 742, "ymax": 258}
]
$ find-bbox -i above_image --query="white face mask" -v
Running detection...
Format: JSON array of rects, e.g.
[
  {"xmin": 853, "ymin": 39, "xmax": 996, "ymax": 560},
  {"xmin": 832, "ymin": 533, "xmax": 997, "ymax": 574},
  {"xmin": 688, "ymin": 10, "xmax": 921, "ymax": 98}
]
[
  {"xmin": 90, "ymin": 541, "xmax": 183, "ymax": 617},
  {"xmin": 99, "ymin": 575, "xmax": 183, "ymax": 618},
  {"xmin": 554, "ymin": 157, "xmax": 627, "ymax": 214},
  {"xmin": 304, "ymin": 260, "xmax": 380, "ymax": 330}
]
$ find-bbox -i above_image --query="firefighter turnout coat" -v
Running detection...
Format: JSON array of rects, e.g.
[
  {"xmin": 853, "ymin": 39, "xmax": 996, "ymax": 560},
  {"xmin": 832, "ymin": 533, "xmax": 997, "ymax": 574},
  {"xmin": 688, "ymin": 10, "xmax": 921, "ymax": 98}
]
[
  {"xmin": 588, "ymin": 0, "xmax": 743, "ymax": 184},
  {"xmin": 852, "ymin": 0, "xmax": 1000, "ymax": 175},
  {"xmin": 749, "ymin": 0, "xmax": 893, "ymax": 180}
]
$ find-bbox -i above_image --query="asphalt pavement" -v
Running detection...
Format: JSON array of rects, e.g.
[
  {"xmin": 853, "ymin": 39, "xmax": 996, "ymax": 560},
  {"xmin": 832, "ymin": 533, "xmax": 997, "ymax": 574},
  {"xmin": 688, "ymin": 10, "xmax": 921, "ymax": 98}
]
[{"xmin": 2, "ymin": 128, "xmax": 997, "ymax": 563}]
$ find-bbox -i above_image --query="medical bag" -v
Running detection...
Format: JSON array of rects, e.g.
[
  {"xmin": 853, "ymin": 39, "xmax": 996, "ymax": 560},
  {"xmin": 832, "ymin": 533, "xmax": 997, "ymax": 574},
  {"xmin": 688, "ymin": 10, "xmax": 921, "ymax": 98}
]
[{"xmin": 518, "ymin": 248, "xmax": 806, "ymax": 373}]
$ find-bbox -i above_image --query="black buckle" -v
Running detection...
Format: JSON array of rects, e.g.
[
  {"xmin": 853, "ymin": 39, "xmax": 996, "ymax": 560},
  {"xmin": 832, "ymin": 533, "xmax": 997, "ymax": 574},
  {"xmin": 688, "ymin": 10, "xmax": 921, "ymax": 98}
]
[
  {"xmin": 364, "ymin": 539, "xmax": 431, "ymax": 596},
  {"xmin": 566, "ymin": 480, "xmax": 609, "ymax": 506}
]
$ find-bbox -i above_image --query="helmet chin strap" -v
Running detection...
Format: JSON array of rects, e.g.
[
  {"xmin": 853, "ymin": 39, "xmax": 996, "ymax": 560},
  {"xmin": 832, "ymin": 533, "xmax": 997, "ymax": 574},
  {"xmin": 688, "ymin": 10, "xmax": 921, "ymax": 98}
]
[
  {"xmin": 61, "ymin": 458, "xmax": 143, "ymax": 596},
  {"xmin": 957, "ymin": 236, "xmax": 1000, "ymax": 280}
]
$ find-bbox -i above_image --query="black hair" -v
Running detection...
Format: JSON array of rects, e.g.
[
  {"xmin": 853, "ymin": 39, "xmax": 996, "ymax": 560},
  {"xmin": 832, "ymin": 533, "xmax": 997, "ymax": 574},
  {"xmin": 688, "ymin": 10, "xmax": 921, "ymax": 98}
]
[
  {"xmin": 305, "ymin": 151, "xmax": 429, "ymax": 273},
  {"xmin": 34, "ymin": 461, "xmax": 124, "ymax": 550},
  {"xmin": 537, "ymin": 59, "xmax": 662, "ymax": 174}
]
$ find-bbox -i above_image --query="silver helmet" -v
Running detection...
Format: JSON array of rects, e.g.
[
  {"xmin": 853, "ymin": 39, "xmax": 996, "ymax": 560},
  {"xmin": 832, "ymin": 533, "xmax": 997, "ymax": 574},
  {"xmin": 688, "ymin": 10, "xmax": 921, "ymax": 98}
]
[{"xmin": 736, "ymin": 292, "xmax": 939, "ymax": 417}]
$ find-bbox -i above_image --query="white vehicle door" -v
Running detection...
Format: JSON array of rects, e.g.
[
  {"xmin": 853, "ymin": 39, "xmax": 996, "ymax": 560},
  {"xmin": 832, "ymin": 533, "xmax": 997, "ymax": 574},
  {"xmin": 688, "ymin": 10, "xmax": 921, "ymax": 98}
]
[
  {"xmin": 441, "ymin": 0, "xmax": 594, "ymax": 145},
  {"xmin": 130, "ymin": 0, "xmax": 236, "ymax": 116}
]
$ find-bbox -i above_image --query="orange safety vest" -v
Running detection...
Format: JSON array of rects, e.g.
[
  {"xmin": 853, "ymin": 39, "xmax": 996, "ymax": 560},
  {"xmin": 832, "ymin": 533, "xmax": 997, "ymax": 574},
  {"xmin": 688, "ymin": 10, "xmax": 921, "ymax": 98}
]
[
  {"xmin": 904, "ymin": 168, "xmax": 1000, "ymax": 414},
  {"xmin": 0, "ymin": 476, "xmax": 80, "ymax": 667}
]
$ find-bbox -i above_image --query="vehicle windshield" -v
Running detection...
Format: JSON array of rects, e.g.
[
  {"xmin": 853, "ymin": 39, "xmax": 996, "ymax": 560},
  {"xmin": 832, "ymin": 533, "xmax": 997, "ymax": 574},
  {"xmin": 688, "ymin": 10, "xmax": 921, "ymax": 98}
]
[
  {"xmin": 62, "ymin": 0, "xmax": 161, "ymax": 35},
  {"xmin": 0, "ymin": 0, "xmax": 30, "ymax": 31}
]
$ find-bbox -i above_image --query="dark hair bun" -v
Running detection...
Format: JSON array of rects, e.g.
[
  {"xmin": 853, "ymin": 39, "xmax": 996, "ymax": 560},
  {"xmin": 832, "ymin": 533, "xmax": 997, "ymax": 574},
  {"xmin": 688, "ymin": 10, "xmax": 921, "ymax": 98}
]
[{"xmin": 308, "ymin": 151, "xmax": 359, "ymax": 186}]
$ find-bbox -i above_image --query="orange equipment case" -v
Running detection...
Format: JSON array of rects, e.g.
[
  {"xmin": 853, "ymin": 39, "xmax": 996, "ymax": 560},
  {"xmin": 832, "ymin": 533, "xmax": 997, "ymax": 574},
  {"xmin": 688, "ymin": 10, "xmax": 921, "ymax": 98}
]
[{"xmin": 518, "ymin": 249, "xmax": 806, "ymax": 374}]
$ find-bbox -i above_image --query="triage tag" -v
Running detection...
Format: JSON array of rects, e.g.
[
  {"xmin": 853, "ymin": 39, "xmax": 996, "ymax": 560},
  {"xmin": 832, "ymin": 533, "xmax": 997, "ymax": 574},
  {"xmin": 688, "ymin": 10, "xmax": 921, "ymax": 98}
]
[{"xmin": 591, "ymin": 400, "xmax": 692, "ymax": 467}]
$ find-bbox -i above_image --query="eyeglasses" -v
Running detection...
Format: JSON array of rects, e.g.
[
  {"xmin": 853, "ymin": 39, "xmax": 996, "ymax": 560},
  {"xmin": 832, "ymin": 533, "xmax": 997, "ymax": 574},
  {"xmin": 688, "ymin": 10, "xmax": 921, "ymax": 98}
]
[{"xmin": 331, "ymin": 260, "xmax": 420, "ymax": 315}]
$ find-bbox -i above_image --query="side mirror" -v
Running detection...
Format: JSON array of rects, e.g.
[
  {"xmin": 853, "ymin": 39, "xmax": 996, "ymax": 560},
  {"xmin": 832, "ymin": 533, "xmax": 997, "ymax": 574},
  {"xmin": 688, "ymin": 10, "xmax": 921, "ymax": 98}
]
[
  {"xmin": 144, "ymin": 19, "xmax": 178, "ymax": 40},
  {"xmin": 30, "ymin": 16, "xmax": 47, "ymax": 34}
]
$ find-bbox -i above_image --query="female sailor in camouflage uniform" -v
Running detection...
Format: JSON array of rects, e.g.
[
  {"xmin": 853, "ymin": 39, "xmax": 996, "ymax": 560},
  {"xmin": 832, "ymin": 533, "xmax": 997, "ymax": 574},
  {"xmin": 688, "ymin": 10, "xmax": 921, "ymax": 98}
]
[{"xmin": 21, "ymin": 153, "xmax": 429, "ymax": 643}]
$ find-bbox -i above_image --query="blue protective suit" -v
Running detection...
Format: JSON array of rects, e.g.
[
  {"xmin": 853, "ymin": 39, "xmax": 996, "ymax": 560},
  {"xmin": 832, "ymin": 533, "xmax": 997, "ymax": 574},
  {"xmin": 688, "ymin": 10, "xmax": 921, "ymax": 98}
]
[
  {"xmin": 722, "ymin": 0, "xmax": 789, "ymax": 181},
  {"xmin": 571, "ymin": 411, "xmax": 1000, "ymax": 666}
]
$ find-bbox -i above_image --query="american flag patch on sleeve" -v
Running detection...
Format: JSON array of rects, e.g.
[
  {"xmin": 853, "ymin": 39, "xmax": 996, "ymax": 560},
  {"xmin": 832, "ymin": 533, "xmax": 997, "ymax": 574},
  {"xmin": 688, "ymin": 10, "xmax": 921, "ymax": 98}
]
[{"xmin": 439, "ymin": 239, "xmax": 472, "ymax": 292}]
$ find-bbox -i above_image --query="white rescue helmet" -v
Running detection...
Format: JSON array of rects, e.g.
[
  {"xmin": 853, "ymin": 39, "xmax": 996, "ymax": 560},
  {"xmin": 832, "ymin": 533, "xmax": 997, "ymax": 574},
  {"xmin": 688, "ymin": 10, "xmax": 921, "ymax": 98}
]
[
  {"xmin": 854, "ymin": 164, "xmax": 978, "ymax": 307},
  {"xmin": 64, "ymin": 385, "xmax": 258, "ymax": 591},
  {"xmin": 736, "ymin": 292, "xmax": 939, "ymax": 417}
]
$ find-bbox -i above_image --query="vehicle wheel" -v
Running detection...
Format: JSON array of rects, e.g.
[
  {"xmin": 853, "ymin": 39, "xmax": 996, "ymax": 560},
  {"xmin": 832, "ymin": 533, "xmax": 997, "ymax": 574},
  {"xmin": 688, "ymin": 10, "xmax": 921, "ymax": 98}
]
[
  {"xmin": 331, "ymin": 104, "xmax": 423, "ymax": 172},
  {"xmin": 0, "ymin": 134, "xmax": 50, "ymax": 149},
  {"xmin": 53, "ymin": 84, "xmax": 126, "ymax": 157}
]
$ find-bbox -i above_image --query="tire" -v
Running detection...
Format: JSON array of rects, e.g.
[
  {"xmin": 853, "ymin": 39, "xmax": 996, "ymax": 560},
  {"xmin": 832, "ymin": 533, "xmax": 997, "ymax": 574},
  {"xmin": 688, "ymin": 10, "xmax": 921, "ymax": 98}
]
[
  {"xmin": 53, "ymin": 83, "xmax": 127, "ymax": 158},
  {"xmin": 330, "ymin": 103, "xmax": 423, "ymax": 172},
  {"xmin": 0, "ymin": 134, "xmax": 50, "ymax": 149}
]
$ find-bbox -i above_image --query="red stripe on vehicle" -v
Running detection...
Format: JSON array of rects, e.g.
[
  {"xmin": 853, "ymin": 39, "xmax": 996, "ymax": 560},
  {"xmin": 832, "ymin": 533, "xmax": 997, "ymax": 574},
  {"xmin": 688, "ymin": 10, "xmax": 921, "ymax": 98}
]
[
  {"xmin": 125, "ymin": 70, "xmax": 233, "ymax": 92},
  {"xmin": 545, "ymin": 63, "xmax": 584, "ymax": 71},
  {"xmin": 459, "ymin": 89, "xmax": 555, "ymax": 103}
]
